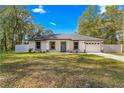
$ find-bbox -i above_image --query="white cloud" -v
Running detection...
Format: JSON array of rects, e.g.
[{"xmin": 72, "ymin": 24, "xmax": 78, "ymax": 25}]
[
  {"xmin": 32, "ymin": 5, "xmax": 46, "ymax": 14},
  {"xmin": 99, "ymin": 5, "xmax": 106, "ymax": 14},
  {"xmin": 50, "ymin": 22, "xmax": 56, "ymax": 26}
]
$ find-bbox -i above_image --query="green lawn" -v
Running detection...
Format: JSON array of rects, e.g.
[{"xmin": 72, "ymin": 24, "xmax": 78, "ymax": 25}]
[{"xmin": 1, "ymin": 53, "xmax": 124, "ymax": 88}]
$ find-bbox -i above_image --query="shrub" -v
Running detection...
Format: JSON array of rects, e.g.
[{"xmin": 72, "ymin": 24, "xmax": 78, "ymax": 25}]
[
  {"xmin": 46, "ymin": 50, "xmax": 49, "ymax": 52},
  {"xmin": 29, "ymin": 48, "xmax": 33, "ymax": 53},
  {"xmin": 42, "ymin": 51, "xmax": 46, "ymax": 53}
]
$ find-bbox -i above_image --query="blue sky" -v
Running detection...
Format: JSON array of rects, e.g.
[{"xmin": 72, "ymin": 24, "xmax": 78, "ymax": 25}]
[
  {"xmin": 27, "ymin": 5, "xmax": 124, "ymax": 34},
  {"xmin": 27, "ymin": 5, "xmax": 89, "ymax": 34}
]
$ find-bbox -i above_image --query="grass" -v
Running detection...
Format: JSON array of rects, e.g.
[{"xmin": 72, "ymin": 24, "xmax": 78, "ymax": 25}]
[
  {"xmin": 1, "ymin": 53, "xmax": 124, "ymax": 88},
  {"xmin": 0, "ymin": 52, "xmax": 5, "ymax": 59}
]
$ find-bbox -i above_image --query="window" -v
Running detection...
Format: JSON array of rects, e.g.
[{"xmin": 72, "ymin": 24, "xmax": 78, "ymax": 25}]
[
  {"xmin": 50, "ymin": 42, "xmax": 55, "ymax": 50},
  {"xmin": 36, "ymin": 41, "xmax": 41, "ymax": 49},
  {"xmin": 74, "ymin": 42, "xmax": 79, "ymax": 49}
]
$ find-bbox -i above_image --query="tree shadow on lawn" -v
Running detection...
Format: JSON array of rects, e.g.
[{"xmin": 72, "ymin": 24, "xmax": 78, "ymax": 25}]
[{"xmin": 1, "ymin": 54, "xmax": 124, "ymax": 87}]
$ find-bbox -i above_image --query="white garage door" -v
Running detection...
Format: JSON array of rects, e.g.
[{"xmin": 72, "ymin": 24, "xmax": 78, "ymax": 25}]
[{"xmin": 85, "ymin": 42, "xmax": 101, "ymax": 53}]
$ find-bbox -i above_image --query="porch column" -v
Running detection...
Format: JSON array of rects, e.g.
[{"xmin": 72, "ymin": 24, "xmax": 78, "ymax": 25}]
[
  {"xmin": 46, "ymin": 41, "xmax": 49, "ymax": 50},
  {"xmin": 79, "ymin": 41, "xmax": 85, "ymax": 52},
  {"xmin": 66, "ymin": 40, "xmax": 73, "ymax": 51},
  {"xmin": 56, "ymin": 40, "xmax": 60, "ymax": 52}
]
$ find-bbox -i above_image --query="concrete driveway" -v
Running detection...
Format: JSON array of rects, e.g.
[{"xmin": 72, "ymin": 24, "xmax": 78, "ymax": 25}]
[{"xmin": 87, "ymin": 53, "xmax": 124, "ymax": 62}]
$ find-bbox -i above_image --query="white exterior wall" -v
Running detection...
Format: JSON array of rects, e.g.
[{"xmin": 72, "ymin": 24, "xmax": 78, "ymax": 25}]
[
  {"xmin": 28, "ymin": 40, "xmax": 102, "ymax": 53},
  {"xmin": 66, "ymin": 40, "xmax": 72, "ymax": 51},
  {"xmin": 46, "ymin": 40, "xmax": 72, "ymax": 52},
  {"xmin": 79, "ymin": 41, "xmax": 85, "ymax": 52},
  {"xmin": 29, "ymin": 41, "xmax": 35, "ymax": 51},
  {"xmin": 44, "ymin": 40, "xmax": 86, "ymax": 52},
  {"xmin": 45, "ymin": 40, "xmax": 59, "ymax": 52},
  {"xmin": 41, "ymin": 41, "xmax": 47, "ymax": 51},
  {"xmin": 46, "ymin": 40, "xmax": 49, "ymax": 50},
  {"xmin": 56, "ymin": 40, "xmax": 61, "ymax": 52},
  {"xmin": 29, "ymin": 41, "xmax": 48, "ymax": 52}
]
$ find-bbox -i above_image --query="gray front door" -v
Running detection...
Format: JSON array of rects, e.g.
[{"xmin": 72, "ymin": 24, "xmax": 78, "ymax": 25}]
[{"xmin": 61, "ymin": 42, "xmax": 66, "ymax": 52}]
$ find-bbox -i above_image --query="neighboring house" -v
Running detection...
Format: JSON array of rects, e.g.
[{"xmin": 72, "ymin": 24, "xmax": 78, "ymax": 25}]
[{"xmin": 29, "ymin": 34, "xmax": 103, "ymax": 53}]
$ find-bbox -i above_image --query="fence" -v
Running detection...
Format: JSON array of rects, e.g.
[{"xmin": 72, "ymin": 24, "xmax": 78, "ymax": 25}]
[
  {"xmin": 103, "ymin": 44, "xmax": 122, "ymax": 53},
  {"xmin": 15, "ymin": 45, "xmax": 29, "ymax": 52},
  {"xmin": 123, "ymin": 45, "xmax": 124, "ymax": 52}
]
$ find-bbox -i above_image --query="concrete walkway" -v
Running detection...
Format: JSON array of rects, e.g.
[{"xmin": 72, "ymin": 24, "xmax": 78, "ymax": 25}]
[{"xmin": 87, "ymin": 53, "xmax": 124, "ymax": 62}]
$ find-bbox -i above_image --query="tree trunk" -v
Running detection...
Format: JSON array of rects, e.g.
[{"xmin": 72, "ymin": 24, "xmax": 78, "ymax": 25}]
[
  {"xmin": 3, "ymin": 31, "xmax": 7, "ymax": 51},
  {"xmin": 11, "ymin": 29, "xmax": 15, "ymax": 50}
]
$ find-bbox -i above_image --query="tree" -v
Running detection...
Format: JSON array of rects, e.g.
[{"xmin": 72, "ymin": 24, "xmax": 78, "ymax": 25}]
[
  {"xmin": 103, "ymin": 5, "xmax": 123, "ymax": 44},
  {"xmin": 33, "ymin": 24, "xmax": 54, "ymax": 36},
  {"xmin": 43, "ymin": 29, "xmax": 54, "ymax": 35},
  {"xmin": 78, "ymin": 5, "xmax": 124, "ymax": 44},
  {"xmin": 78, "ymin": 5, "xmax": 103, "ymax": 37},
  {"xmin": 0, "ymin": 6, "xmax": 54, "ymax": 51},
  {"xmin": 0, "ymin": 6, "xmax": 34, "ymax": 51},
  {"xmin": 34, "ymin": 24, "xmax": 44, "ymax": 36}
]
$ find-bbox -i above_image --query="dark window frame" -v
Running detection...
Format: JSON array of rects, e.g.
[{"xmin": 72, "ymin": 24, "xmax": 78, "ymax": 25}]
[
  {"xmin": 73, "ymin": 42, "xmax": 79, "ymax": 50},
  {"xmin": 36, "ymin": 41, "xmax": 41, "ymax": 49},
  {"xmin": 49, "ymin": 41, "xmax": 56, "ymax": 50}
]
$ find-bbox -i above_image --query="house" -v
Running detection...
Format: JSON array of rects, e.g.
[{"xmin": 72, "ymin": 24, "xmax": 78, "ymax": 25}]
[{"xmin": 29, "ymin": 34, "xmax": 103, "ymax": 53}]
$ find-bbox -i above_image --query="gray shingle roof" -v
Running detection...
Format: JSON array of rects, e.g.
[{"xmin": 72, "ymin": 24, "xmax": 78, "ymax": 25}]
[{"xmin": 30, "ymin": 34, "xmax": 103, "ymax": 41}]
